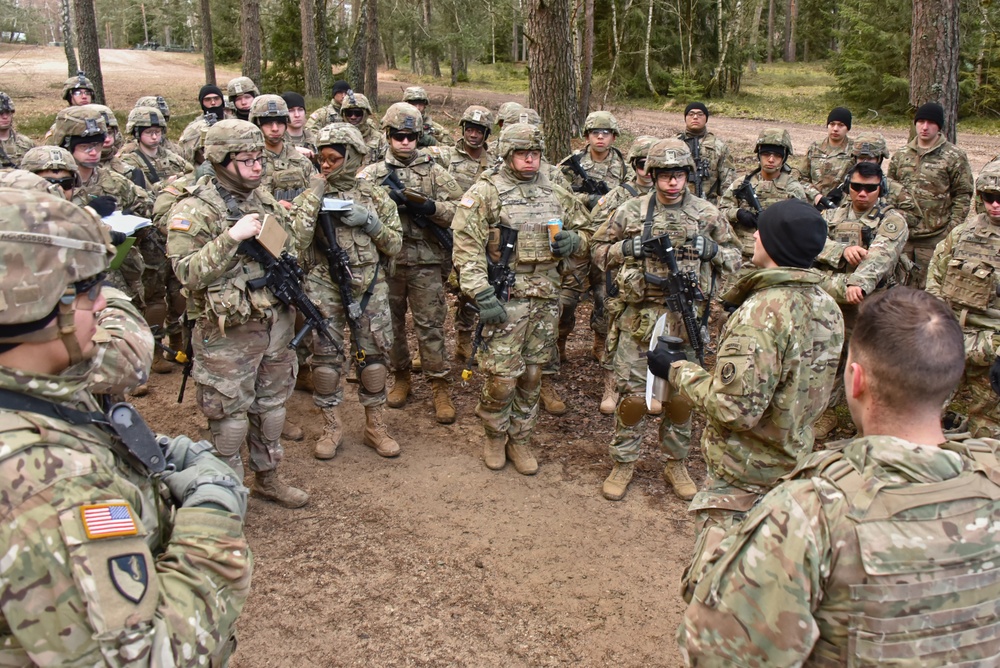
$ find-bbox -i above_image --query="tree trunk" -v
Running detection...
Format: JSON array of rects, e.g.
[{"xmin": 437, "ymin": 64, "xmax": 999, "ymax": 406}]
[
  {"xmin": 199, "ymin": 0, "xmax": 215, "ymax": 85},
  {"xmin": 241, "ymin": 0, "xmax": 262, "ymax": 84},
  {"xmin": 577, "ymin": 0, "xmax": 593, "ymax": 121},
  {"xmin": 526, "ymin": 0, "xmax": 576, "ymax": 161},
  {"xmin": 347, "ymin": 0, "xmax": 367, "ymax": 91},
  {"xmin": 73, "ymin": 0, "xmax": 105, "ymax": 103},
  {"xmin": 643, "ymin": 0, "xmax": 657, "ymax": 96},
  {"xmin": 423, "ymin": 0, "xmax": 440, "ymax": 77},
  {"xmin": 61, "ymin": 0, "xmax": 78, "ymax": 75},
  {"xmin": 316, "ymin": 0, "xmax": 334, "ymax": 94},
  {"xmin": 783, "ymin": 0, "xmax": 797, "ymax": 62},
  {"xmin": 364, "ymin": 0, "xmax": 379, "ymax": 108},
  {"xmin": 766, "ymin": 0, "xmax": 774, "ymax": 63},
  {"xmin": 748, "ymin": 0, "xmax": 764, "ymax": 72},
  {"xmin": 301, "ymin": 0, "xmax": 322, "ymax": 96},
  {"xmin": 909, "ymin": 0, "xmax": 960, "ymax": 142}
]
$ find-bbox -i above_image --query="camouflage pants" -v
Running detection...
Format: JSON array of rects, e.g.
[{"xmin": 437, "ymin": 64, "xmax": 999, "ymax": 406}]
[
  {"xmin": 450, "ymin": 265, "xmax": 478, "ymax": 333},
  {"xmin": 962, "ymin": 328, "xmax": 1000, "ymax": 439},
  {"xmin": 107, "ymin": 246, "xmax": 146, "ymax": 308},
  {"xmin": 192, "ymin": 307, "xmax": 296, "ymax": 473},
  {"xmin": 387, "ymin": 263, "xmax": 450, "ymax": 380},
  {"xmin": 475, "ymin": 297, "xmax": 559, "ymax": 442},
  {"xmin": 542, "ymin": 255, "xmax": 609, "ymax": 375},
  {"xmin": 137, "ymin": 229, "xmax": 185, "ymax": 336},
  {"xmin": 305, "ymin": 268, "xmax": 393, "ymax": 408},
  {"xmin": 904, "ymin": 230, "xmax": 947, "ymax": 290}
]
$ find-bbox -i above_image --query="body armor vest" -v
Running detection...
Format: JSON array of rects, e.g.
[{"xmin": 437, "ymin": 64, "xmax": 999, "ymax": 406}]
[
  {"xmin": 489, "ymin": 171, "xmax": 564, "ymax": 271},
  {"xmin": 619, "ymin": 194, "xmax": 701, "ymax": 304},
  {"xmin": 941, "ymin": 224, "xmax": 1000, "ymax": 312}
]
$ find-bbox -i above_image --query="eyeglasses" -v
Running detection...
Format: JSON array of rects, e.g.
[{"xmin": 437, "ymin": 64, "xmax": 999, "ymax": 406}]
[
  {"xmin": 233, "ymin": 155, "xmax": 266, "ymax": 168},
  {"xmin": 981, "ymin": 192, "xmax": 1000, "ymax": 204},
  {"xmin": 74, "ymin": 272, "xmax": 107, "ymax": 302},
  {"xmin": 76, "ymin": 143, "xmax": 102, "ymax": 154},
  {"xmin": 654, "ymin": 169, "xmax": 688, "ymax": 181},
  {"xmin": 390, "ymin": 132, "xmax": 419, "ymax": 143},
  {"xmin": 588, "ymin": 129, "xmax": 613, "ymax": 137},
  {"xmin": 849, "ymin": 182, "xmax": 880, "ymax": 193},
  {"xmin": 686, "ymin": 111, "xmax": 706, "ymax": 118},
  {"xmin": 70, "ymin": 89, "xmax": 90, "ymax": 97},
  {"xmin": 45, "ymin": 176, "xmax": 76, "ymax": 190},
  {"xmin": 343, "ymin": 109, "xmax": 364, "ymax": 119}
]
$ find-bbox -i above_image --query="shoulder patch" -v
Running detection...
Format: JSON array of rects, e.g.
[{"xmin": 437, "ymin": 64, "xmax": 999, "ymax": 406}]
[
  {"xmin": 108, "ymin": 553, "xmax": 149, "ymax": 603},
  {"xmin": 168, "ymin": 216, "xmax": 192, "ymax": 231},
  {"xmin": 460, "ymin": 195, "xmax": 476, "ymax": 208},
  {"xmin": 81, "ymin": 502, "xmax": 138, "ymax": 539}
]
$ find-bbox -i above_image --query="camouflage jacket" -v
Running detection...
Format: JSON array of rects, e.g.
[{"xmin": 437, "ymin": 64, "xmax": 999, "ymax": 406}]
[
  {"xmin": 73, "ymin": 165, "xmax": 154, "ymax": 218},
  {"xmin": 177, "ymin": 112, "xmax": 230, "ymax": 164},
  {"xmin": 816, "ymin": 200, "xmax": 909, "ymax": 301},
  {"xmin": 359, "ymin": 150, "xmax": 463, "ymax": 265},
  {"xmin": 0, "ymin": 366, "xmax": 251, "ymax": 666},
  {"xmin": 305, "ymin": 100, "xmax": 342, "ymax": 133},
  {"xmin": 887, "ymin": 134, "xmax": 974, "ymax": 239},
  {"xmin": 85, "ymin": 285, "xmax": 156, "ymax": 395},
  {"xmin": 436, "ymin": 138, "xmax": 494, "ymax": 193},
  {"xmin": 421, "ymin": 115, "xmax": 455, "ymax": 147},
  {"xmin": 591, "ymin": 179, "xmax": 652, "ymax": 225},
  {"xmin": 560, "ymin": 146, "xmax": 635, "ymax": 208},
  {"xmin": 453, "ymin": 163, "xmax": 594, "ymax": 301},
  {"xmin": 0, "ymin": 129, "xmax": 35, "ymax": 168},
  {"xmin": 794, "ymin": 136, "xmax": 854, "ymax": 198},
  {"xmin": 671, "ymin": 267, "xmax": 844, "ymax": 493},
  {"xmin": 260, "ymin": 142, "xmax": 314, "ymax": 199},
  {"xmin": 118, "ymin": 145, "xmax": 193, "ymax": 196},
  {"xmin": 677, "ymin": 130, "xmax": 736, "ymax": 202},
  {"xmin": 719, "ymin": 170, "xmax": 809, "ymax": 256},
  {"xmin": 358, "ymin": 118, "xmax": 388, "ymax": 168},
  {"xmin": 680, "ymin": 435, "xmax": 1000, "ymax": 668},
  {"xmin": 285, "ymin": 127, "xmax": 318, "ymax": 154}
]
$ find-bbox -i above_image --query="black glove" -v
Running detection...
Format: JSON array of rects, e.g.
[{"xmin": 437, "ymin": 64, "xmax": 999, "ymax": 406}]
[
  {"xmin": 88, "ymin": 195, "xmax": 117, "ymax": 218},
  {"xmin": 387, "ymin": 189, "xmax": 407, "ymax": 207},
  {"xmin": 816, "ymin": 196, "xmax": 835, "ymax": 210},
  {"xmin": 736, "ymin": 209, "xmax": 757, "ymax": 228},
  {"xmin": 991, "ymin": 355, "xmax": 1000, "ymax": 396},
  {"xmin": 828, "ymin": 188, "xmax": 845, "ymax": 206},
  {"xmin": 690, "ymin": 235, "xmax": 718, "ymax": 261},
  {"xmin": 109, "ymin": 230, "xmax": 128, "ymax": 246},
  {"xmin": 587, "ymin": 192, "xmax": 602, "ymax": 209},
  {"xmin": 622, "ymin": 236, "xmax": 644, "ymax": 259},
  {"xmin": 407, "ymin": 198, "xmax": 436, "ymax": 217},
  {"xmin": 647, "ymin": 344, "xmax": 686, "ymax": 380}
]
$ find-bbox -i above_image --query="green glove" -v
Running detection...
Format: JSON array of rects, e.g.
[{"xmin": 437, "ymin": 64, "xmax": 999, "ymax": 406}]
[
  {"xmin": 551, "ymin": 229, "xmax": 582, "ymax": 257},
  {"xmin": 161, "ymin": 455, "xmax": 248, "ymax": 519},
  {"xmin": 475, "ymin": 288, "xmax": 508, "ymax": 324},
  {"xmin": 161, "ymin": 434, "xmax": 215, "ymax": 471}
]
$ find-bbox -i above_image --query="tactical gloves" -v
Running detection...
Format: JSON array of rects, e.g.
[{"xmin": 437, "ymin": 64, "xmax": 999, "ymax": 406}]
[
  {"xmin": 475, "ymin": 288, "xmax": 508, "ymax": 324},
  {"xmin": 88, "ymin": 195, "xmax": 117, "ymax": 218},
  {"xmin": 388, "ymin": 189, "xmax": 407, "ymax": 207},
  {"xmin": 647, "ymin": 345, "xmax": 686, "ymax": 380},
  {"xmin": 587, "ymin": 192, "xmax": 602, "ymax": 210},
  {"xmin": 736, "ymin": 209, "xmax": 757, "ymax": 228},
  {"xmin": 622, "ymin": 236, "xmax": 645, "ymax": 260},
  {"xmin": 160, "ymin": 435, "xmax": 249, "ymax": 519},
  {"xmin": 407, "ymin": 198, "xmax": 436, "ymax": 217},
  {"xmin": 551, "ymin": 229, "xmax": 582, "ymax": 257},
  {"xmin": 991, "ymin": 355, "xmax": 1000, "ymax": 396},
  {"xmin": 691, "ymin": 235, "xmax": 718, "ymax": 261},
  {"xmin": 340, "ymin": 203, "xmax": 382, "ymax": 235}
]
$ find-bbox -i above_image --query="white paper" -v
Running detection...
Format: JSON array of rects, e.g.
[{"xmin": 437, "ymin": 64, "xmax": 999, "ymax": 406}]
[{"xmin": 103, "ymin": 211, "xmax": 152, "ymax": 236}]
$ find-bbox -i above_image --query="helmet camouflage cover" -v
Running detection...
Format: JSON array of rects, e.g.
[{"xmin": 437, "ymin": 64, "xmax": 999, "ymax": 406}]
[
  {"xmin": 402, "ymin": 86, "xmax": 429, "ymax": 103},
  {"xmin": 203, "ymin": 119, "xmax": 265, "ymax": 165},
  {"xmin": 340, "ymin": 90, "xmax": 373, "ymax": 114},
  {"xmin": 126, "ymin": 106, "xmax": 166, "ymax": 135},
  {"xmin": 20, "ymin": 146, "xmax": 79, "ymax": 175},
  {"xmin": 316, "ymin": 122, "xmax": 369, "ymax": 158},
  {"xmin": 61, "ymin": 71, "xmax": 95, "ymax": 102},
  {"xmin": 381, "ymin": 102, "xmax": 423, "ymax": 133},
  {"xmin": 498, "ymin": 122, "xmax": 545, "ymax": 159},
  {"xmin": 976, "ymin": 159, "xmax": 1000, "ymax": 194},
  {"xmin": 496, "ymin": 102, "xmax": 523, "ymax": 125},
  {"xmin": 135, "ymin": 95, "xmax": 170, "ymax": 119},
  {"xmin": 226, "ymin": 76, "xmax": 260, "ymax": 100},
  {"xmin": 627, "ymin": 135, "xmax": 660, "ymax": 163},
  {"xmin": 502, "ymin": 106, "xmax": 541, "ymax": 127},
  {"xmin": 0, "ymin": 92, "xmax": 13, "ymax": 114},
  {"xmin": 755, "ymin": 127, "xmax": 794, "ymax": 155},
  {"xmin": 584, "ymin": 110, "xmax": 619, "ymax": 134},
  {"xmin": 852, "ymin": 132, "xmax": 890, "ymax": 160},
  {"xmin": 79, "ymin": 103, "xmax": 118, "ymax": 130},
  {"xmin": 645, "ymin": 138, "xmax": 695, "ymax": 171},
  {"xmin": 0, "ymin": 170, "xmax": 67, "ymax": 198},
  {"xmin": 461, "ymin": 105, "xmax": 493, "ymax": 129},
  {"xmin": 249, "ymin": 94, "xmax": 290, "ymax": 125},
  {"xmin": 48, "ymin": 106, "xmax": 108, "ymax": 150}
]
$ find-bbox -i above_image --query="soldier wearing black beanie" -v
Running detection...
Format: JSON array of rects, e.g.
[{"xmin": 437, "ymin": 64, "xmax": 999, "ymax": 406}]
[
  {"xmin": 755, "ymin": 198, "xmax": 828, "ymax": 268},
  {"xmin": 914, "ymin": 102, "xmax": 945, "ymax": 130}
]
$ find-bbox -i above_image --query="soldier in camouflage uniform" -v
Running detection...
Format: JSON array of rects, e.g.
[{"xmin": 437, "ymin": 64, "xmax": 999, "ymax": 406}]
[
  {"xmin": 249, "ymin": 94, "xmax": 314, "ymax": 207},
  {"xmin": 165, "ymin": 119, "xmax": 312, "ymax": 509},
  {"xmin": 19, "ymin": 145, "xmax": 78, "ymax": 200},
  {"xmin": 305, "ymin": 79, "xmax": 351, "ymax": 133},
  {"xmin": 340, "ymin": 91, "xmax": 388, "ymax": 167},
  {"xmin": 720, "ymin": 128, "xmax": 809, "ymax": 260},
  {"xmin": 61, "ymin": 70, "xmax": 95, "ymax": 106},
  {"xmin": 133, "ymin": 94, "xmax": 183, "ymax": 156},
  {"xmin": 649, "ymin": 198, "xmax": 843, "ymax": 584},
  {"xmin": 453, "ymin": 122, "xmax": 593, "ymax": 473},
  {"xmin": 926, "ymin": 161, "xmax": 1000, "ymax": 440},
  {"xmin": 486, "ymin": 101, "xmax": 524, "ymax": 156},
  {"xmin": 676, "ymin": 102, "xmax": 734, "ymax": 204},
  {"xmin": 282, "ymin": 91, "xmax": 318, "ymax": 160},
  {"xmin": 226, "ymin": 76, "xmax": 259, "ymax": 122},
  {"xmin": 795, "ymin": 106, "xmax": 855, "ymax": 207},
  {"xmin": 403, "ymin": 86, "xmax": 454, "ymax": 147},
  {"xmin": 178, "ymin": 84, "xmax": 228, "ymax": 164},
  {"xmin": 0, "ymin": 188, "xmax": 252, "ymax": 665},
  {"xmin": 0, "ymin": 92, "xmax": 35, "ymax": 169},
  {"xmin": 120, "ymin": 106, "xmax": 192, "ymax": 195},
  {"xmin": 360, "ymin": 103, "xmax": 464, "ymax": 424},
  {"xmin": 290, "ymin": 123, "xmax": 404, "ymax": 459},
  {"xmin": 592, "ymin": 138, "xmax": 741, "ymax": 501},
  {"xmin": 888, "ymin": 102, "xmax": 974, "ymax": 288},
  {"xmin": 77, "ymin": 104, "xmax": 148, "ymax": 189},
  {"xmin": 679, "ymin": 287, "xmax": 1000, "ymax": 667}
]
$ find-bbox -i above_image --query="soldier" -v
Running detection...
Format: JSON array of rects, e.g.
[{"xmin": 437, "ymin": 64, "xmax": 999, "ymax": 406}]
[
  {"xmin": 719, "ymin": 128, "xmax": 809, "ymax": 260},
  {"xmin": 487, "ymin": 101, "xmax": 523, "ymax": 155},
  {"xmin": 227, "ymin": 76, "xmax": 259, "ymax": 122},
  {"xmin": 359, "ymin": 103, "xmax": 463, "ymax": 424},
  {"xmin": 0, "ymin": 188, "xmax": 251, "ymax": 664},
  {"xmin": 402, "ymin": 86, "xmax": 454, "ymax": 147},
  {"xmin": 649, "ymin": 198, "xmax": 843, "ymax": 583},
  {"xmin": 178, "ymin": 84, "xmax": 228, "ymax": 164},
  {"xmin": 678, "ymin": 287, "xmax": 1000, "ymax": 667},
  {"xmin": 19, "ymin": 145, "xmax": 79, "ymax": 200},
  {"xmin": 926, "ymin": 161, "xmax": 1000, "ymax": 440},
  {"xmin": 888, "ymin": 102, "xmax": 974, "ymax": 288},
  {"xmin": 0, "ymin": 92, "xmax": 35, "ymax": 169},
  {"xmin": 0, "ymin": 168, "xmax": 68, "ymax": 198},
  {"xmin": 812, "ymin": 160, "xmax": 909, "ymax": 440},
  {"xmin": 61, "ymin": 70, "xmax": 95, "ymax": 106},
  {"xmin": 591, "ymin": 138, "xmax": 741, "ymax": 501},
  {"xmin": 676, "ymin": 102, "xmax": 734, "ymax": 203},
  {"xmin": 120, "ymin": 106, "xmax": 192, "ymax": 194},
  {"xmin": 77, "ymin": 104, "xmax": 146, "ymax": 189},
  {"xmin": 282, "ymin": 91, "xmax": 317, "ymax": 159},
  {"xmin": 306, "ymin": 80, "xmax": 351, "ymax": 133},
  {"xmin": 340, "ymin": 90, "xmax": 387, "ymax": 167},
  {"xmin": 453, "ymin": 122, "xmax": 593, "ymax": 473},
  {"xmin": 796, "ymin": 106, "xmax": 855, "ymax": 207},
  {"xmin": 165, "ymin": 119, "xmax": 311, "ymax": 509},
  {"xmin": 293, "ymin": 123, "xmax": 403, "ymax": 459},
  {"xmin": 249, "ymin": 94, "xmax": 314, "ymax": 208}
]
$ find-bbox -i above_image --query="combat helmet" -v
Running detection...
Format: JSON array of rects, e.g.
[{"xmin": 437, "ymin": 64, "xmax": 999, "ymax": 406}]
[
  {"xmin": 316, "ymin": 122, "xmax": 369, "ymax": 177},
  {"xmin": 126, "ymin": 106, "xmax": 166, "ymax": 136},
  {"xmin": 496, "ymin": 102, "xmax": 523, "ymax": 127},
  {"xmin": 645, "ymin": 138, "xmax": 695, "ymax": 172},
  {"xmin": 135, "ymin": 95, "xmax": 170, "ymax": 121},
  {"xmin": 381, "ymin": 102, "xmax": 423, "ymax": 133},
  {"xmin": 502, "ymin": 106, "xmax": 541, "ymax": 127},
  {"xmin": 584, "ymin": 110, "xmax": 619, "ymax": 135},
  {"xmin": 460, "ymin": 105, "xmax": 493, "ymax": 136},
  {"xmin": 340, "ymin": 90, "xmax": 373, "ymax": 115},
  {"xmin": 62, "ymin": 71, "xmax": 95, "ymax": 103},
  {"xmin": 0, "ymin": 170, "xmax": 67, "ymax": 198},
  {"xmin": 627, "ymin": 135, "xmax": 660, "ymax": 164},
  {"xmin": 20, "ymin": 146, "xmax": 79, "ymax": 178},
  {"xmin": 976, "ymin": 159, "xmax": 1000, "ymax": 194},
  {"xmin": 203, "ymin": 119, "xmax": 265, "ymax": 165},
  {"xmin": 755, "ymin": 128, "xmax": 794, "ymax": 157},
  {"xmin": 0, "ymin": 92, "xmax": 13, "ymax": 114},
  {"xmin": 852, "ymin": 132, "xmax": 890, "ymax": 161},
  {"xmin": 48, "ymin": 106, "xmax": 108, "ymax": 151},
  {"xmin": 498, "ymin": 122, "xmax": 545, "ymax": 160},
  {"xmin": 249, "ymin": 94, "xmax": 290, "ymax": 126},
  {"xmin": 402, "ymin": 86, "xmax": 429, "ymax": 105},
  {"xmin": 226, "ymin": 76, "xmax": 260, "ymax": 101}
]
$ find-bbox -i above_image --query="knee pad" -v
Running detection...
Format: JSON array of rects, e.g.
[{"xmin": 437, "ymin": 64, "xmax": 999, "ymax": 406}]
[
  {"xmin": 257, "ymin": 408, "xmax": 286, "ymax": 442},
  {"xmin": 483, "ymin": 375, "xmax": 518, "ymax": 404},
  {"xmin": 359, "ymin": 363, "xmax": 388, "ymax": 394},
  {"xmin": 210, "ymin": 417, "xmax": 249, "ymax": 457},
  {"xmin": 312, "ymin": 366, "xmax": 341, "ymax": 396},
  {"xmin": 517, "ymin": 364, "xmax": 541, "ymax": 391},
  {"xmin": 617, "ymin": 395, "xmax": 647, "ymax": 427},
  {"xmin": 144, "ymin": 301, "xmax": 167, "ymax": 331}
]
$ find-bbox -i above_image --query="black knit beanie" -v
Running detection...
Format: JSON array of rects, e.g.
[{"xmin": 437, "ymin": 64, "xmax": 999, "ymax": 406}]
[
  {"xmin": 914, "ymin": 102, "xmax": 945, "ymax": 129},
  {"xmin": 684, "ymin": 102, "xmax": 709, "ymax": 119},
  {"xmin": 199, "ymin": 85, "xmax": 225, "ymax": 115},
  {"xmin": 332, "ymin": 80, "xmax": 351, "ymax": 96},
  {"xmin": 757, "ymin": 199, "xmax": 828, "ymax": 268},
  {"xmin": 282, "ymin": 91, "xmax": 306, "ymax": 110},
  {"xmin": 827, "ymin": 107, "xmax": 852, "ymax": 130}
]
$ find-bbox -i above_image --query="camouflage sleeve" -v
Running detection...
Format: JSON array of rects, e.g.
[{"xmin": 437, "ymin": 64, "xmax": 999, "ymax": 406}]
[
  {"xmin": 716, "ymin": 143, "xmax": 736, "ymax": 195},
  {"xmin": 948, "ymin": 149, "xmax": 974, "ymax": 230},
  {"xmin": 427, "ymin": 145, "xmax": 451, "ymax": 169},
  {"xmin": 369, "ymin": 183, "xmax": 403, "ymax": 257},
  {"xmin": 786, "ymin": 177, "xmax": 810, "ymax": 202},
  {"xmin": 166, "ymin": 198, "xmax": 242, "ymax": 291},
  {"xmin": 305, "ymin": 107, "xmax": 326, "ymax": 133},
  {"xmin": 925, "ymin": 224, "xmax": 962, "ymax": 298},
  {"xmin": 591, "ymin": 204, "xmax": 631, "ymax": 271},
  {"xmin": 286, "ymin": 181, "xmax": 325, "ymax": 257},
  {"xmin": 556, "ymin": 184, "xmax": 595, "ymax": 259},
  {"xmin": 429, "ymin": 164, "xmax": 463, "ymax": 226},
  {"xmin": 87, "ymin": 286, "xmax": 155, "ymax": 394},
  {"xmin": 591, "ymin": 187, "xmax": 627, "ymax": 222},
  {"xmin": 705, "ymin": 207, "xmax": 742, "ymax": 275},
  {"xmin": 847, "ymin": 210, "xmax": 908, "ymax": 294},
  {"xmin": 718, "ymin": 181, "xmax": 743, "ymax": 224},
  {"xmin": 887, "ymin": 150, "xmax": 901, "ymax": 182},
  {"xmin": 452, "ymin": 180, "xmax": 497, "ymax": 299},
  {"xmin": 680, "ymin": 481, "xmax": 829, "ymax": 666}
]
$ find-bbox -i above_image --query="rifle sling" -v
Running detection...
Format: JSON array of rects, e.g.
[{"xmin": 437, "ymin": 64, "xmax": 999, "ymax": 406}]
[
  {"xmin": 0, "ymin": 388, "xmax": 109, "ymax": 431},
  {"xmin": 133, "ymin": 150, "xmax": 161, "ymax": 184}
]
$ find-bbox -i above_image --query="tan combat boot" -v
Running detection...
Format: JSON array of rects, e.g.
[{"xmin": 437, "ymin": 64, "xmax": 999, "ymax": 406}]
[
  {"xmin": 540, "ymin": 378, "xmax": 567, "ymax": 415},
  {"xmin": 387, "ymin": 370, "xmax": 411, "ymax": 408},
  {"xmin": 602, "ymin": 461, "xmax": 636, "ymax": 501},
  {"xmin": 484, "ymin": 433, "xmax": 507, "ymax": 470},
  {"xmin": 313, "ymin": 405, "xmax": 343, "ymax": 460},
  {"xmin": 455, "ymin": 330, "xmax": 473, "ymax": 363},
  {"xmin": 431, "ymin": 378, "xmax": 456, "ymax": 424},
  {"xmin": 152, "ymin": 331, "xmax": 183, "ymax": 374},
  {"xmin": 599, "ymin": 370, "xmax": 618, "ymax": 415},
  {"xmin": 151, "ymin": 350, "xmax": 174, "ymax": 374},
  {"xmin": 412, "ymin": 350, "xmax": 422, "ymax": 373},
  {"xmin": 281, "ymin": 420, "xmax": 304, "ymax": 442},
  {"xmin": 663, "ymin": 459, "xmax": 697, "ymax": 500},
  {"xmin": 813, "ymin": 408, "xmax": 839, "ymax": 441},
  {"xmin": 556, "ymin": 336, "xmax": 569, "ymax": 364},
  {"xmin": 592, "ymin": 332, "xmax": 606, "ymax": 363},
  {"xmin": 295, "ymin": 366, "xmax": 314, "ymax": 393},
  {"xmin": 506, "ymin": 439, "xmax": 538, "ymax": 475},
  {"xmin": 363, "ymin": 405, "xmax": 401, "ymax": 457},
  {"xmin": 252, "ymin": 470, "xmax": 309, "ymax": 508}
]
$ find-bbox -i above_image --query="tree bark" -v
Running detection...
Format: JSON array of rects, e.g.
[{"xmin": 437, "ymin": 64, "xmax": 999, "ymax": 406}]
[
  {"xmin": 783, "ymin": 0, "xmax": 797, "ymax": 62},
  {"xmin": 347, "ymin": 0, "xmax": 367, "ymax": 91},
  {"xmin": 423, "ymin": 0, "xmax": 440, "ymax": 77},
  {"xmin": 766, "ymin": 0, "xmax": 775, "ymax": 63},
  {"xmin": 643, "ymin": 0, "xmax": 657, "ymax": 96},
  {"xmin": 316, "ymin": 0, "xmax": 334, "ymax": 94},
  {"xmin": 73, "ymin": 0, "xmax": 105, "ymax": 103},
  {"xmin": 748, "ymin": 0, "xmax": 764, "ymax": 72},
  {"xmin": 909, "ymin": 0, "xmax": 960, "ymax": 142},
  {"xmin": 61, "ymin": 0, "xmax": 78, "ymax": 76},
  {"xmin": 241, "ymin": 0, "xmax": 262, "ymax": 84},
  {"xmin": 199, "ymin": 0, "xmax": 215, "ymax": 85},
  {"xmin": 364, "ymin": 0, "xmax": 379, "ymax": 108},
  {"xmin": 577, "ymin": 0, "xmax": 593, "ymax": 122},
  {"xmin": 301, "ymin": 0, "xmax": 322, "ymax": 96},
  {"xmin": 526, "ymin": 0, "xmax": 576, "ymax": 161}
]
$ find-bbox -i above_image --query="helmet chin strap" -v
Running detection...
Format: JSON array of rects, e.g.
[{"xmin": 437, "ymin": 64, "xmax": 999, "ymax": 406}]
[{"xmin": 57, "ymin": 287, "xmax": 87, "ymax": 366}]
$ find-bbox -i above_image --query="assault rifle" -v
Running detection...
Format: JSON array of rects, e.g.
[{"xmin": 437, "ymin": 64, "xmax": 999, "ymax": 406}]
[
  {"xmin": 564, "ymin": 152, "xmax": 610, "ymax": 197},
  {"xmin": 382, "ymin": 169, "xmax": 453, "ymax": 252},
  {"xmin": 317, "ymin": 203, "xmax": 368, "ymax": 367},
  {"xmin": 641, "ymin": 233, "xmax": 706, "ymax": 366},
  {"xmin": 177, "ymin": 319, "xmax": 195, "ymax": 403},
  {"xmin": 462, "ymin": 227, "xmax": 518, "ymax": 381},
  {"xmin": 684, "ymin": 137, "xmax": 712, "ymax": 199},
  {"xmin": 817, "ymin": 182, "xmax": 846, "ymax": 211},
  {"xmin": 734, "ymin": 177, "xmax": 764, "ymax": 216}
]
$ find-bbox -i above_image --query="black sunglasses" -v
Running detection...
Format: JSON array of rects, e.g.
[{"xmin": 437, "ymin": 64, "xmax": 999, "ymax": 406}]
[
  {"xmin": 389, "ymin": 131, "xmax": 418, "ymax": 143},
  {"xmin": 849, "ymin": 182, "xmax": 880, "ymax": 193},
  {"xmin": 633, "ymin": 158, "xmax": 647, "ymax": 170},
  {"xmin": 75, "ymin": 272, "xmax": 107, "ymax": 301},
  {"xmin": 45, "ymin": 176, "xmax": 76, "ymax": 190},
  {"xmin": 981, "ymin": 192, "xmax": 1000, "ymax": 204},
  {"xmin": 343, "ymin": 109, "xmax": 364, "ymax": 118}
]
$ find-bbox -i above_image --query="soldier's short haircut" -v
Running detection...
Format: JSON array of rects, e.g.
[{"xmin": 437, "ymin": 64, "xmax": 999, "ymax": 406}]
[
  {"xmin": 849, "ymin": 161, "xmax": 882, "ymax": 180},
  {"xmin": 850, "ymin": 287, "xmax": 964, "ymax": 410}
]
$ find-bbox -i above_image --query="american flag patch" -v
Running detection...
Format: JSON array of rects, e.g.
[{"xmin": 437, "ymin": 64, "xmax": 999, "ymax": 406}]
[
  {"xmin": 459, "ymin": 196, "xmax": 475, "ymax": 208},
  {"xmin": 168, "ymin": 217, "xmax": 192, "ymax": 231},
  {"xmin": 81, "ymin": 503, "xmax": 138, "ymax": 539}
]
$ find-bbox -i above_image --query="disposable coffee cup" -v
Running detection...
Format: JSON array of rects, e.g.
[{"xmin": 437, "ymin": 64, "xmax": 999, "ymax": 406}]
[{"xmin": 547, "ymin": 218, "xmax": 563, "ymax": 245}]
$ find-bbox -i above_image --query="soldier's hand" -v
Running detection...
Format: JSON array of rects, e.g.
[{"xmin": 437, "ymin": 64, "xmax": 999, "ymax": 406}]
[
  {"xmin": 228, "ymin": 213, "xmax": 261, "ymax": 241},
  {"xmin": 408, "ymin": 197, "xmax": 436, "ymax": 217},
  {"xmin": 474, "ymin": 288, "xmax": 508, "ymax": 324},
  {"xmin": 161, "ymin": 455, "xmax": 248, "ymax": 520},
  {"xmin": 88, "ymin": 195, "xmax": 117, "ymax": 218},
  {"xmin": 551, "ymin": 229, "xmax": 582, "ymax": 257},
  {"xmin": 340, "ymin": 203, "xmax": 372, "ymax": 227},
  {"xmin": 829, "ymin": 188, "xmax": 845, "ymax": 206},
  {"xmin": 816, "ymin": 196, "xmax": 836, "ymax": 210},
  {"xmin": 736, "ymin": 209, "xmax": 757, "ymax": 228},
  {"xmin": 990, "ymin": 355, "xmax": 1000, "ymax": 396},
  {"xmin": 622, "ymin": 236, "xmax": 645, "ymax": 259},
  {"xmin": 587, "ymin": 192, "xmax": 602, "ymax": 209},
  {"xmin": 843, "ymin": 245, "xmax": 868, "ymax": 266},
  {"xmin": 388, "ymin": 189, "xmax": 407, "ymax": 208},
  {"xmin": 295, "ymin": 146, "xmax": 315, "ymax": 160},
  {"xmin": 845, "ymin": 285, "xmax": 865, "ymax": 304},
  {"xmin": 161, "ymin": 434, "xmax": 215, "ymax": 471},
  {"xmin": 691, "ymin": 235, "xmax": 718, "ymax": 261},
  {"xmin": 647, "ymin": 345, "xmax": 686, "ymax": 380}
]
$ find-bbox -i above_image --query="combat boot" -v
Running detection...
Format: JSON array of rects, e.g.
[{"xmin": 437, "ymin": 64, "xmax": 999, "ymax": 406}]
[
  {"xmin": 151, "ymin": 350, "xmax": 174, "ymax": 374},
  {"xmin": 599, "ymin": 370, "xmax": 618, "ymax": 415},
  {"xmin": 281, "ymin": 420, "xmax": 304, "ymax": 442},
  {"xmin": 506, "ymin": 439, "xmax": 538, "ymax": 475},
  {"xmin": 252, "ymin": 470, "xmax": 309, "ymax": 508},
  {"xmin": 387, "ymin": 370, "xmax": 411, "ymax": 408},
  {"xmin": 813, "ymin": 408, "xmax": 839, "ymax": 441},
  {"xmin": 313, "ymin": 405, "xmax": 343, "ymax": 460},
  {"xmin": 592, "ymin": 332, "xmax": 606, "ymax": 363},
  {"xmin": 295, "ymin": 366, "xmax": 314, "ymax": 393},
  {"xmin": 130, "ymin": 383, "xmax": 149, "ymax": 397},
  {"xmin": 556, "ymin": 335, "xmax": 569, "ymax": 364},
  {"xmin": 455, "ymin": 330, "xmax": 473, "ymax": 363},
  {"xmin": 602, "ymin": 461, "xmax": 636, "ymax": 501},
  {"xmin": 663, "ymin": 459, "xmax": 697, "ymax": 500},
  {"xmin": 363, "ymin": 405, "xmax": 401, "ymax": 457},
  {"xmin": 484, "ymin": 433, "xmax": 507, "ymax": 470},
  {"xmin": 412, "ymin": 350, "xmax": 422, "ymax": 373},
  {"xmin": 431, "ymin": 378, "xmax": 456, "ymax": 424},
  {"xmin": 540, "ymin": 378, "xmax": 567, "ymax": 415}
]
